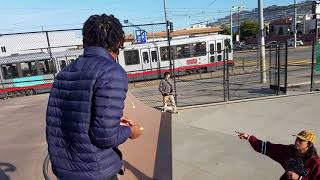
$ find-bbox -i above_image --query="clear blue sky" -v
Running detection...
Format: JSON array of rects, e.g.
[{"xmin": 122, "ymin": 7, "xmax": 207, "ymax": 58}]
[{"xmin": 0, "ymin": 0, "xmax": 303, "ymax": 33}]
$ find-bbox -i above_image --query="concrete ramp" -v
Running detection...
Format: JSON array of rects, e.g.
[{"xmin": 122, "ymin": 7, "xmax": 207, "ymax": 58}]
[
  {"xmin": 120, "ymin": 92, "xmax": 172, "ymax": 180},
  {"xmin": 0, "ymin": 92, "xmax": 172, "ymax": 180}
]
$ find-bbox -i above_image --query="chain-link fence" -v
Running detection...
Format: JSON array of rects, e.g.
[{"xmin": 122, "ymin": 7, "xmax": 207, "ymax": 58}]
[
  {"xmin": 0, "ymin": 29, "xmax": 85, "ymax": 98},
  {"xmin": 0, "ymin": 23, "xmax": 171, "ymax": 103},
  {"xmin": 121, "ymin": 22, "xmax": 169, "ymax": 108},
  {"xmin": 285, "ymin": 45, "xmax": 313, "ymax": 92},
  {"xmin": 228, "ymin": 48, "xmax": 274, "ymax": 101},
  {"xmin": 311, "ymin": 41, "xmax": 320, "ymax": 91},
  {"xmin": 312, "ymin": 70, "xmax": 320, "ymax": 91},
  {"xmin": 1, "ymin": 23, "xmax": 319, "ymax": 107}
]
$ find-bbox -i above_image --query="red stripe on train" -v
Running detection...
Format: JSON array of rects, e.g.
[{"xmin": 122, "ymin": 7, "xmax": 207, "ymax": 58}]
[{"xmin": 0, "ymin": 83, "xmax": 53, "ymax": 93}]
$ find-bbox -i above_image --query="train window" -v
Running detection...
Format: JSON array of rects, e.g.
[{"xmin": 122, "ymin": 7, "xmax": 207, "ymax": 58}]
[
  {"xmin": 1, "ymin": 64, "xmax": 19, "ymax": 79},
  {"xmin": 142, "ymin": 51, "xmax": 149, "ymax": 63},
  {"xmin": 210, "ymin": 56, "xmax": 215, "ymax": 62},
  {"xmin": 20, "ymin": 61, "xmax": 37, "ymax": 77},
  {"xmin": 151, "ymin": 51, "xmax": 158, "ymax": 62},
  {"xmin": 1, "ymin": 46, "xmax": 6, "ymax": 53},
  {"xmin": 218, "ymin": 55, "xmax": 222, "ymax": 61},
  {"xmin": 210, "ymin": 44, "xmax": 215, "ymax": 55},
  {"xmin": 224, "ymin": 39, "xmax": 231, "ymax": 49},
  {"xmin": 192, "ymin": 42, "xmax": 206, "ymax": 57},
  {"xmin": 60, "ymin": 60, "xmax": 67, "ymax": 70},
  {"xmin": 176, "ymin": 44, "xmax": 190, "ymax": 59},
  {"xmin": 160, "ymin": 47, "xmax": 168, "ymax": 61},
  {"xmin": 217, "ymin": 42, "xmax": 222, "ymax": 54},
  {"xmin": 160, "ymin": 47, "xmax": 173, "ymax": 61},
  {"xmin": 67, "ymin": 56, "xmax": 77, "ymax": 63},
  {"xmin": 39, "ymin": 59, "xmax": 55, "ymax": 75},
  {"xmin": 124, "ymin": 50, "xmax": 140, "ymax": 65}
]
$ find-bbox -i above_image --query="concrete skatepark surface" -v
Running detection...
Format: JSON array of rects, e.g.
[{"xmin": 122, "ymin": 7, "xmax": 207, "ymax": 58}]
[
  {"xmin": 120, "ymin": 92, "xmax": 172, "ymax": 180},
  {"xmin": 0, "ymin": 94, "xmax": 48, "ymax": 180},
  {"xmin": 0, "ymin": 92, "xmax": 172, "ymax": 180},
  {"xmin": 0, "ymin": 92, "xmax": 319, "ymax": 179},
  {"xmin": 173, "ymin": 92, "xmax": 320, "ymax": 180}
]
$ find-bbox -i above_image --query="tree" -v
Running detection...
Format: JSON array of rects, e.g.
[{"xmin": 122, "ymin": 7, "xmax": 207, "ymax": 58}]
[
  {"xmin": 221, "ymin": 25, "xmax": 231, "ymax": 35},
  {"xmin": 240, "ymin": 21, "xmax": 259, "ymax": 40}
]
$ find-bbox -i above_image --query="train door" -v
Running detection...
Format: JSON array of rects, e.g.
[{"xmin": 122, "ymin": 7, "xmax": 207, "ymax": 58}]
[
  {"xmin": 208, "ymin": 41, "xmax": 216, "ymax": 63},
  {"xmin": 216, "ymin": 40, "xmax": 224, "ymax": 62},
  {"xmin": 141, "ymin": 48, "xmax": 160, "ymax": 70},
  {"xmin": 57, "ymin": 57, "xmax": 67, "ymax": 71},
  {"xmin": 141, "ymin": 48, "xmax": 151, "ymax": 71},
  {"xmin": 149, "ymin": 48, "xmax": 160, "ymax": 71},
  {"xmin": 57, "ymin": 56, "xmax": 77, "ymax": 71}
]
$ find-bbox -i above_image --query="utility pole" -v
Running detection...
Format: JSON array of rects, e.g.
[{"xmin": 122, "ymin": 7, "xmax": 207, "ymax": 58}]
[
  {"xmin": 294, "ymin": 0, "xmax": 297, "ymax": 48},
  {"xmin": 238, "ymin": 7, "xmax": 241, "ymax": 42},
  {"xmin": 163, "ymin": 0, "xmax": 177, "ymax": 104},
  {"xmin": 230, "ymin": 10, "xmax": 233, "ymax": 40},
  {"xmin": 259, "ymin": 0, "xmax": 267, "ymax": 83},
  {"xmin": 232, "ymin": 6, "xmax": 244, "ymax": 42},
  {"xmin": 163, "ymin": 0, "xmax": 168, "ymax": 22}
]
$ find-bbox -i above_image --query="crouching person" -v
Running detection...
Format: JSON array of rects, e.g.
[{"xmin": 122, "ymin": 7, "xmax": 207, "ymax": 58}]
[{"xmin": 236, "ymin": 130, "xmax": 320, "ymax": 180}]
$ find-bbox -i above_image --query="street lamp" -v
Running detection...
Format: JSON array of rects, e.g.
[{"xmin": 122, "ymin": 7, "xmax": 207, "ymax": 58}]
[{"xmin": 232, "ymin": 5, "xmax": 245, "ymax": 42}]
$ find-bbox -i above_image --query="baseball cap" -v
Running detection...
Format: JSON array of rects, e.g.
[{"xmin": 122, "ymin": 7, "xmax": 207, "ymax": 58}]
[{"xmin": 293, "ymin": 130, "xmax": 316, "ymax": 145}]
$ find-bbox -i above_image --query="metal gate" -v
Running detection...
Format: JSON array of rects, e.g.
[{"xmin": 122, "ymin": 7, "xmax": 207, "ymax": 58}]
[{"xmin": 269, "ymin": 43, "xmax": 288, "ymax": 95}]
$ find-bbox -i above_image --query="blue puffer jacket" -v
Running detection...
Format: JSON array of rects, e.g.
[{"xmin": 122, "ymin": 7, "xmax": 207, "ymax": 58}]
[{"xmin": 46, "ymin": 46, "xmax": 131, "ymax": 180}]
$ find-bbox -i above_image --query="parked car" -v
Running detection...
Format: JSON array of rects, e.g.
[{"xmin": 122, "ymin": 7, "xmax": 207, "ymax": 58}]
[
  {"xmin": 266, "ymin": 41, "xmax": 278, "ymax": 46},
  {"xmin": 287, "ymin": 39, "xmax": 304, "ymax": 46},
  {"xmin": 233, "ymin": 42, "xmax": 258, "ymax": 51}
]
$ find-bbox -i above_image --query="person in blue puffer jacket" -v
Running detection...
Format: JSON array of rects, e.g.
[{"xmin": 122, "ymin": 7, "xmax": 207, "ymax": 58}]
[{"xmin": 46, "ymin": 14, "xmax": 143, "ymax": 180}]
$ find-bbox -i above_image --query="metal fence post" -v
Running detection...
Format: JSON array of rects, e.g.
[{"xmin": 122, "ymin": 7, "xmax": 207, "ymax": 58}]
[
  {"xmin": 277, "ymin": 45, "xmax": 281, "ymax": 95},
  {"xmin": 45, "ymin": 31, "xmax": 55, "ymax": 79},
  {"xmin": 166, "ymin": 21, "xmax": 177, "ymax": 105},
  {"xmin": 223, "ymin": 50, "xmax": 226, "ymax": 102},
  {"xmin": 257, "ymin": 48, "xmax": 260, "ymax": 70},
  {"xmin": 242, "ymin": 58, "xmax": 245, "ymax": 72},
  {"xmin": 284, "ymin": 42, "xmax": 288, "ymax": 94},
  {"xmin": 274, "ymin": 45, "xmax": 278, "ymax": 87},
  {"xmin": 311, "ymin": 37, "xmax": 315, "ymax": 92},
  {"xmin": 269, "ymin": 46, "xmax": 272, "ymax": 85},
  {"xmin": 226, "ymin": 48, "xmax": 230, "ymax": 100}
]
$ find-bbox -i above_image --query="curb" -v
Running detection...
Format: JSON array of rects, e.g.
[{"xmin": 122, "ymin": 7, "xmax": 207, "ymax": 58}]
[{"xmin": 177, "ymin": 91, "xmax": 320, "ymax": 111}]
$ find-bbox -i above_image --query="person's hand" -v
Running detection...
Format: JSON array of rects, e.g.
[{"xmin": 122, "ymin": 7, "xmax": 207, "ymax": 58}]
[
  {"xmin": 286, "ymin": 171, "xmax": 300, "ymax": 180},
  {"xmin": 120, "ymin": 116, "xmax": 135, "ymax": 127},
  {"xmin": 129, "ymin": 125, "xmax": 143, "ymax": 140},
  {"xmin": 235, "ymin": 131, "xmax": 250, "ymax": 140}
]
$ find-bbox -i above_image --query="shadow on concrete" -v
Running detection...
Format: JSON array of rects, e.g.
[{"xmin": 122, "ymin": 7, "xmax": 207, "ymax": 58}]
[
  {"xmin": 0, "ymin": 163, "xmax": 16, "ymax": 180},
  {"xmin": 122, "ymin": 112, "xmax": 172, "ymax": 180},
  {"xmin": 123, "ymin": 161, "xmax": 154, "ymax": 180},
  {"xmin": 153, "ymin": 112, "xmax": 172, "ymax": 180}
]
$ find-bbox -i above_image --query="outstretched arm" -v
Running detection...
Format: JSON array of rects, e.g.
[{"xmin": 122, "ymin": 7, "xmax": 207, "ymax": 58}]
[{"xmin": 236, "ymin": 131, "xmax": 289, "ymax": 165}]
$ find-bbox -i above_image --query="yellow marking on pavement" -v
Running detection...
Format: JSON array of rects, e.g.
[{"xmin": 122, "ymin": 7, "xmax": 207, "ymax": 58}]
[{"xmin": 234, "ymin": 59, "xmax": 313, "ymax": 66}]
